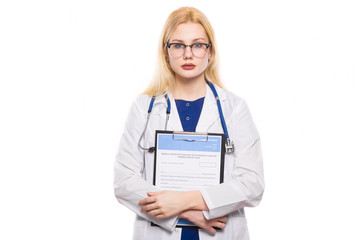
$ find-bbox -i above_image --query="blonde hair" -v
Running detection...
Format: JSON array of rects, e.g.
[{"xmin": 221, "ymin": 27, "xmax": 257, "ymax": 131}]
[{"xmin": 143, "ymin": 6, "xmax": 224, "ymax": 96}]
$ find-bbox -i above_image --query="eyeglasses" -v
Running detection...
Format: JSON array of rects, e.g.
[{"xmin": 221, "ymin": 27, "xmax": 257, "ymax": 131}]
[{"xmin": 166, "ymin": 42, "xmax": 211, "ymax": 58}]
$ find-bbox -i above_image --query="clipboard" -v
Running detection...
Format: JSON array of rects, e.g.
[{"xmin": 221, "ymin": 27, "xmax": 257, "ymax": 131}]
[{"xmin": 151, "ymin": 130, "xmax": 226, "ymax": 228}]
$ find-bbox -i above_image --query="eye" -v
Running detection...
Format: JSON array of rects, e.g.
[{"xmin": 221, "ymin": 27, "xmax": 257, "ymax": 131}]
[
  {"xmin": 193, "ymin": 43, "xmax": 203, "ymax": 48},
  {"xmin": 173, "ymin": 43, "xmax": 184, "ymax": 49}
]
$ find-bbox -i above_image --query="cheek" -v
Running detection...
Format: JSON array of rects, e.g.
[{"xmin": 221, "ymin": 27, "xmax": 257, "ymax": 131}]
[
  {"xmin": 169, "ymin": 58, "xmax": 180, "ymax": 72},
  {"xmin": 197, "ymin": 52, "xmax": 211, "ymax": 72},
  {"xmin": 198, "ymin": 59, "xmax": 209, "ymax": 72}
]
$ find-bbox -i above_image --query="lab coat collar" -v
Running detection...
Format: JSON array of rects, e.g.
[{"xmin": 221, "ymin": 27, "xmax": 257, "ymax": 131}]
[{"xmin": 157, "ymin": 83, "xmax": 227, "ymax": 132}]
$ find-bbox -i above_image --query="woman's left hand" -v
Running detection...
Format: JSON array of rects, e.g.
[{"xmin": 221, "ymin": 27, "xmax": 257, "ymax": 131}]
[{"xmin": 138, "ymin": 191, "xmax": 188, "ymax": 219}]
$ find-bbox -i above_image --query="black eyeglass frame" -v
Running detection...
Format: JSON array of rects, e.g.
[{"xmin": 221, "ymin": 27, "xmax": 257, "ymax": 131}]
[
  {"xmin": 165, "ymin": 42, "xmax": 212, "ymax": 57},
  {"xmin": 166, "ymin": 42, "xmax": 212, "ymax": 49}
]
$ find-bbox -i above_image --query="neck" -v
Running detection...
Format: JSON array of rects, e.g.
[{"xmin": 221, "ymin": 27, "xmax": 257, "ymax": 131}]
[{"xmin": 173, "ymin": 75, "xmax": 207, "ymax": 101}]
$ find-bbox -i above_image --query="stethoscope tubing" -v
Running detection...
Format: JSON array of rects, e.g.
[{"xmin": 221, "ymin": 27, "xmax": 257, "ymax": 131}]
[
  {"xmin": 207, "ymin": 80, "xmax": 230, "ymax": 139},
  {"xmin": 138, "ymin": 94, "xmax": 170, "ymax": 152},
  {"xmin": 138, "ymin": 80, "xmax": 234, "ymax": 153}
]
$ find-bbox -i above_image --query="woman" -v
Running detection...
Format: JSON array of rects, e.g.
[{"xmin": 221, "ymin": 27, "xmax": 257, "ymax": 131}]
[{"xmin": 114, "ymin": 6, "xmax": 264, "ymax": 240}]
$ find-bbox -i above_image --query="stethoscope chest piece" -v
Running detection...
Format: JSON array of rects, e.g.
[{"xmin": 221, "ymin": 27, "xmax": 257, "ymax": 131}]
[{"xmin": 225, "ymin": 139, "xmax": 235, "ymax": 153}]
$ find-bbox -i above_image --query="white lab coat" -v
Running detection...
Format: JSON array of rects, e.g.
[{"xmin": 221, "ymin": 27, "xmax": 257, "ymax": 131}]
[{"xmin": 114, "ymin": 84, "xmax": 264, "ymax": 240}]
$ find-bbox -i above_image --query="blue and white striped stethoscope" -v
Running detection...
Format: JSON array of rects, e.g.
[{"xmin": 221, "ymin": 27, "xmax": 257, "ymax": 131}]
[{"xmin": 138, "ymin": 79, "xmax": 234, "ymax": 153}]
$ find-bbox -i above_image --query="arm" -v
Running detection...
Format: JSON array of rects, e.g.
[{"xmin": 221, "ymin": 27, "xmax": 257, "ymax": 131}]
[
  {"xmin": 139, "ymin": 191, "xmax": 229, "ymax": 234},
  {"xmin": 200, "ymin": 99, "xmax": 265, "ymax": 219},
  {"xmin": 179, "ymin": 210, "xmax": 227, "ymax": 235},
  {"xmin": 138, "ymin": 98, "xmax": 264, "ymax": 220},
  {"xmin": 139, "ymin": 190, "xmax": 208, "ymax": 219},
  {"xmin": 113, "ymin": 96, "xmax": 178, "ymax": 231}
]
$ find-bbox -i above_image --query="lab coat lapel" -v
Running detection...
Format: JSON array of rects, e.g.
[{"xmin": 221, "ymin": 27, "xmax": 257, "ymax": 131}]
[
  {"xmin": 167, "ymin": 96, "xmax": 183, "ymax": 131},
  {"xmin": 196, "ymin": 84, "xmax": 221, "ymax": 132}
]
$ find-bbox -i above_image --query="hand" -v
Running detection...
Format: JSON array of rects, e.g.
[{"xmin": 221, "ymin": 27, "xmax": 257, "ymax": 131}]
[
  {"xmin": 179, "ymin": 210, "xmax": 228, "ymax": 235},
  {"xmin": 138, "ymin": 191, "xmax": 188, "ymax": 219}
]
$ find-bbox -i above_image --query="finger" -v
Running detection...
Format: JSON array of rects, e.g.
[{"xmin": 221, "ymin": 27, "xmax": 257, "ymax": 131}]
[
  {"xmin": 155, "ymin": 214, "xmax": 169, "ymax": 219},
  {"xmin": 212, "ymin": 216, "xmax": 228, "ymax": 223},
  {"xmin": 141, "ymin": 203, "xmax": 158, "ymax": 212},
  {"xmin": 138, "ymin": 197, "xmax": 155, "ymax": 206},
  {"xmin": 203, "ymin": 226, "xmax": 216, "ymax": 235},
  {"xmin": 209, "ymin": 221, "xmax": 226, "ymax": 230},
  {"xmin": 145, "ymin": 208, "xmax": 163, "ymax": 217},
  {"xmin": 155, "ymin": 210, "xmax": 179, "ymax": 219},
  {"xmin": 147, "ymin": 191, "xmax": 164, "ymax": 196},
  {"xmin": 196, "ymin": 222, "xmax": 216, "ymax": 235}
]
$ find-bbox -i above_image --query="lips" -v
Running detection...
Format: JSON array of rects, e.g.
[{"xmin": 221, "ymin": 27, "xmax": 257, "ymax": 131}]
[{"xmin": 181, "ymin": 64, "xmax": 195, "ymax": 70}]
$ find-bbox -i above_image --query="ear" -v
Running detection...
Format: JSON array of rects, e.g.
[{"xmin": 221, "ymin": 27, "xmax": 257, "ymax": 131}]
[
  {"xmin": 165, "ymin": 47, "xmax": 170, "ymax": 62},
  {"xmin": 208, "ymin": 46, "xmax": 213, "ymax": 58}
]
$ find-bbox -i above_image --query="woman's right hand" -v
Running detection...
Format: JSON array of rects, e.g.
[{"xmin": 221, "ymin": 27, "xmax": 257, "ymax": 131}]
[{"xmin": 179, "ymin": 210, "xmax": 228, "ymax": 235}]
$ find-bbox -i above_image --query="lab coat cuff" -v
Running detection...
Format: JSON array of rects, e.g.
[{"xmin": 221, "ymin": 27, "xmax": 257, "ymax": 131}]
[
  {"xmin": 151, "ymin": 215, "xmax": 179, "ymax": 231},
  {"xmin": 200, "ymin": 183, "xmax": 248, "ymax": 219},
  {"xmin": 167, "ymin": 216, "xmax": 179, "ymax": 231},
  {"xmin": 200, "ymin": 189, "xmax": 215, "ymax": 220}
]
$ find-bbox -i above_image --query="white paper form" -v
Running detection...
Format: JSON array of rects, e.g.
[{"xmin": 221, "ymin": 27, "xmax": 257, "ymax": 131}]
[{"xmin": 154, "ymin": 132, "xmax": 224, "ymax": 192}]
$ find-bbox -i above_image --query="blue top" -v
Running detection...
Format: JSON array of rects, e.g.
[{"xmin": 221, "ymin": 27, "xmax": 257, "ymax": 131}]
[
  {"xmin": 175, "ymin": 97, "xmax": 205, "ymax": 132},
  {"xmin": 174, "ymin": 97, "xmax": 204, "ymax": 240}
]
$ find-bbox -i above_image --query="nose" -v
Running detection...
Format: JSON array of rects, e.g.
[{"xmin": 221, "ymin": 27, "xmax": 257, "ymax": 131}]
[{"xmin": 183, "ymin": 45, "xmax": 193, "ymax": 59}]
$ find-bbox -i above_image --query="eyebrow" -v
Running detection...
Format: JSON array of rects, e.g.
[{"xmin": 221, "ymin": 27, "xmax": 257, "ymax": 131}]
[{"xmin": 171, "ymin": 38, "xmax": 206, "ymax": 43}]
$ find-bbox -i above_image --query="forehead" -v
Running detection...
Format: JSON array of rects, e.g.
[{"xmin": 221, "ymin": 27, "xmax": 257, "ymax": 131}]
[{"xmin": 169, "ymin": 22, "xmax": 209, "ymax": 42}]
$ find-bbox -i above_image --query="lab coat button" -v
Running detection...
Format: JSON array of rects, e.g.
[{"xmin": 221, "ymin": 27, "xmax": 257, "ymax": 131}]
[{"xmin": 175, "ymin": 229, "xmax": 179, "ymax": 232}]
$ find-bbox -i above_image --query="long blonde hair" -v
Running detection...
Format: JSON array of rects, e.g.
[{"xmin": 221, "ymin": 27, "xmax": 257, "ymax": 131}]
[{"xmin": 143, "ymin": 6, "xmax": 224, "ymax": 96}]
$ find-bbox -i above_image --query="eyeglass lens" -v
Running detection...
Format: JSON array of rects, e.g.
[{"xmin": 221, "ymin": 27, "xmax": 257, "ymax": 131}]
[{"xmin": 169, "ymin": 44, "xmax": 208, "ymax": 58}]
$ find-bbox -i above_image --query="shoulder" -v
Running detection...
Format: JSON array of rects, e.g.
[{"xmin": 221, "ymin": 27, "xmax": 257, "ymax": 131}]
[
  {"xmin": 216, "ymin": 86, "xmax": 260, "ymax": 140},
  {"xmin": 123, "ymin": 94, "xmax": 153, "ymax": 123},
  {"xmin": 215, "ymin": 85, "xmax": 247, "ymax": 111},
  {"xmin": 130, "ymin": 94, "xmax": 153, "ymax": 112},
  {"xmin": 128, "ymin": 94, "xmax": 170, "ymax": 119},
  {"xmin": 214, "ymin": 85, "xmax": 257, "ymax": 130}
]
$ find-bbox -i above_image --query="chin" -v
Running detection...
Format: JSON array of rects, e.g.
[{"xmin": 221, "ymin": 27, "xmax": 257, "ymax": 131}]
[
  {"xmin": 178, "ymin": 71, "xmax": 201, "ymax": 80},
  {"xmin": 179, "ymin": 75, "xmax": 200, "ymax": 81}
]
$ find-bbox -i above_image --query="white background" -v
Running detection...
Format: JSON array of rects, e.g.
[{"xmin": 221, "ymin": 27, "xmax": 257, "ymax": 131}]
[{"xmin": 1, "ymin": 0, "xmax": 359, "ymax": 239}]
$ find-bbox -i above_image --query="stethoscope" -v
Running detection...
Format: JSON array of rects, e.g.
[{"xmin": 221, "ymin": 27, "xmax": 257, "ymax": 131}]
[{"xmin": 138, "ymin": 79, "xmax": 234, "ymax": 154}]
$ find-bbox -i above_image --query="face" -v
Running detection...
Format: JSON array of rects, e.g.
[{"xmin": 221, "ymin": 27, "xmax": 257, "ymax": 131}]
[{"xmin": 167, "ymin": 22, "xmax": 212, "ymax": 82}]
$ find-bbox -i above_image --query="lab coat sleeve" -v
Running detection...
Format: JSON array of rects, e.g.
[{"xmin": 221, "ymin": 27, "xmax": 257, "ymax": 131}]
[
  {"xmin": 200, "ymin": 98, "xmax": 265, "ymax": 219},
  {"xmin": 113, "ymin": 96, "xmax": 178, "ymax": 231}
]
